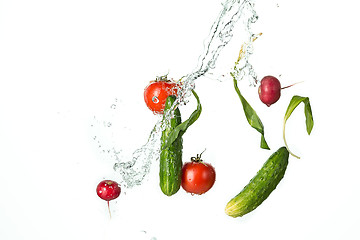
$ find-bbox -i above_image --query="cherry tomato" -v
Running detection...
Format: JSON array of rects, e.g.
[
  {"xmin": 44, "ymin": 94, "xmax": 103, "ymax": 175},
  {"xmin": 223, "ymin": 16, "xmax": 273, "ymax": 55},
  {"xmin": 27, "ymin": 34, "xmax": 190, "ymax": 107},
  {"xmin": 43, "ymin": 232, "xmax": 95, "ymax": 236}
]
[
  {"xmin": 181, "ymin": 152, "xmax": 216, "ymax": 195},
  {"xmin": 144, "ymin": 76, "xmax": 179, "ymax": 114}
]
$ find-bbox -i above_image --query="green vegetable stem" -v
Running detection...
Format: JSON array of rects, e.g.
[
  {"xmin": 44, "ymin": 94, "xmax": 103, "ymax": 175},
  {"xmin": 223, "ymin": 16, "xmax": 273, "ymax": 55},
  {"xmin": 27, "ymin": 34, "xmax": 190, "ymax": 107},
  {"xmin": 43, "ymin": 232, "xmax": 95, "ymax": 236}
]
[
  {"xmin": 230, "ymin": 34, "xmax": 269, "ymax": 150},
  {"xmin": 283, "ymin": 95, "xmax": 314, "ymax": 159},
  {"xmin": 231, "ymin": 74, "xmax": 270, "ymax": 150},
  {"xmin": 162, "ymin": 89, "xmax": 202, "ymax": 149}
]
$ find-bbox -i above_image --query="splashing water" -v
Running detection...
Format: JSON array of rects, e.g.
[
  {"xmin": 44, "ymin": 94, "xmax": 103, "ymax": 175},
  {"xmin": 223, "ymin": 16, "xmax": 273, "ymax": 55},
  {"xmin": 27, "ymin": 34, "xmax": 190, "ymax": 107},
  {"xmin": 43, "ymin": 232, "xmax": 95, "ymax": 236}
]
[
  {"xmin": 93, "ymin": 0, "xmax": 259, "ymax": 189},
  {"xmin": 90, "ymin": 99, "xmax": 163, "ymax": 189},
  {"xmin": 113, "ymin": 126, "xmax": 161, "ymax": 188}
]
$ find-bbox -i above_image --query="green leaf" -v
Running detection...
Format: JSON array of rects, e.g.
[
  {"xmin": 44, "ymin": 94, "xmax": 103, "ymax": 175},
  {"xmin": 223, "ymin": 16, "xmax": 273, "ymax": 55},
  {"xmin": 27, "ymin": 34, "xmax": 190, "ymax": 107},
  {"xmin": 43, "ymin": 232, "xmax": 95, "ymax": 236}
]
[
  {"xmin": 232, "ymin": 74, "xmax": 270, "ymax": 150},
  {"xmin": 283, "ymin": 95, "xmax": 314, "ymax": 158},
  {"xmin": 163, "ymin": 89, "xmax": 202, "ymax": 149}
]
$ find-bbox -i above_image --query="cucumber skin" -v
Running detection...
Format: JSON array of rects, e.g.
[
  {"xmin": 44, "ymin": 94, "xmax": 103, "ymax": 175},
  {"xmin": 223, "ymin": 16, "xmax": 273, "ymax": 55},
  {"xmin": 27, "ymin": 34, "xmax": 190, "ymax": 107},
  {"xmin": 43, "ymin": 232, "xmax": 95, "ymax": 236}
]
[
  {"xmin": 160, "ymin": 95, "xmax": 183, "ymax": 196},
  {"xmin": 225, "ymin": 147, "xmax": 289, "ymax": 217}
]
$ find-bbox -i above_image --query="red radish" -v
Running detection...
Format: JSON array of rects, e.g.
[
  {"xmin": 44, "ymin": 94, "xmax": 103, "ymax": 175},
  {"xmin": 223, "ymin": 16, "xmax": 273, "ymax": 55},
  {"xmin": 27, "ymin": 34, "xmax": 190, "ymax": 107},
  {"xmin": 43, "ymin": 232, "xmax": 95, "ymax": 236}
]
[
  {"xmin": 258, "ymin": 76, "xmax": 302, "ymax": 107},
  {"xmin": 258, "ymin": 76, "xmax": 281, "ymax": 107},
  {"xmin": 96, "ymin": 180, "xmax": 121, "ymax": 218}
]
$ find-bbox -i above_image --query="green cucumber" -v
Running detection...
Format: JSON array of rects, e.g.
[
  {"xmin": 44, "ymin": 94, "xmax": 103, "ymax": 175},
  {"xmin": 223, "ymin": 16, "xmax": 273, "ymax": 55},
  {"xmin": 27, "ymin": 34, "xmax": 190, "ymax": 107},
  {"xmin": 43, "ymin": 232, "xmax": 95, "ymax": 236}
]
[
  {"xmin": 225, "ymin": 146, "xmax": 289, "ymax": 217},
  {"xmin": 160, "ymin": 95, "xmax": 183, "ymax": 196}
]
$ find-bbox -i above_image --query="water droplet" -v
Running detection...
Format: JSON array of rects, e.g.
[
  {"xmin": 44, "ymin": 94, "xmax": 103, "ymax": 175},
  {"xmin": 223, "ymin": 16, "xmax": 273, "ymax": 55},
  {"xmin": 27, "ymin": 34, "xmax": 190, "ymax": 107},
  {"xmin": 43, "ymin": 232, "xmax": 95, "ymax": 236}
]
[{"xmin": 152, "ymin": 96, "xmax": 159, "ymax": 103}]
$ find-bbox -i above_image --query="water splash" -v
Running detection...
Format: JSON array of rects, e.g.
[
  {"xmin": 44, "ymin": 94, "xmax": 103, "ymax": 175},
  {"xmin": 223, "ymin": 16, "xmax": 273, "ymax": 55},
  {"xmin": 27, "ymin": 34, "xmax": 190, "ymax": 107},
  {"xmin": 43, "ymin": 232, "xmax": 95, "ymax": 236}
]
[
  {"xmin": 93, "ymin": 0, "xmax": 259, "ymax": 189},
  {"xmin": 152, "ymin": 96, "xmax": 160, "ymax": 104},
  {"xmin": 231, "ymin": 32, "xmax": 262, "ymax": 86},
  {"xmin": 171, "ymin": 0, "xmax": 259, "ymax": 111},
  {"xmin": 113, "ymin": 126, "xmax": 161, "ymax": 188}
]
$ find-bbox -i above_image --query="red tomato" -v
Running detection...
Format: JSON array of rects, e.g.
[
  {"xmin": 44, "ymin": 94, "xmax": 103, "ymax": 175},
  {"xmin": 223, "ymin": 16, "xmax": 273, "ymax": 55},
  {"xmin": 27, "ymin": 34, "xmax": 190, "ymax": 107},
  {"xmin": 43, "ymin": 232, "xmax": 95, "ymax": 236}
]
[
  {"xmin": 181, "ymin": 154, "xmax": 216, "ymax": 195},
  {"xmin": 144, "ymin": 78, "xmax": 179, "ymax": 114}
]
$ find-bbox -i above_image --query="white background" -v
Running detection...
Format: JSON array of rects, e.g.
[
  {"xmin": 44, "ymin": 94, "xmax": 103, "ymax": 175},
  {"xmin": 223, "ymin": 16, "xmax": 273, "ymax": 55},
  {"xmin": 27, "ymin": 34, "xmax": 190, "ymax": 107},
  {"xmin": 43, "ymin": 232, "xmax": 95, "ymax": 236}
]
[{"xmin": 1, "ymin": 0, "xmax": 359, "ymax": 239}]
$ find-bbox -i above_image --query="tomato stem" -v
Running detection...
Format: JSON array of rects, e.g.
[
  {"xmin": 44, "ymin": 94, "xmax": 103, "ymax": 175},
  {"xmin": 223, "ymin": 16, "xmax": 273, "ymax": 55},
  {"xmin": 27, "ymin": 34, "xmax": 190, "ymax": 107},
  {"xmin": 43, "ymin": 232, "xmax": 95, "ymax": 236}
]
[
  {"xmin": 191, "ymin": 149, "xmax": 206, "ymax": 162},
  {"xmin": 156, "ymin": 73, "xmax": 170, "ymax": 82}
]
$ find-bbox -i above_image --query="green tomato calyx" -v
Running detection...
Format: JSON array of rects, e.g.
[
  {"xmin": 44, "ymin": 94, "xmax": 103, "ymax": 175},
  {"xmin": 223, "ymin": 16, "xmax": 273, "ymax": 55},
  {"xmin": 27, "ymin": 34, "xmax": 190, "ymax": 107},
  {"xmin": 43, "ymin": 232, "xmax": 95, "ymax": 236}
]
[{"xmin": 191, "ymin": 149, "xmax": 206, "ymax": 163}]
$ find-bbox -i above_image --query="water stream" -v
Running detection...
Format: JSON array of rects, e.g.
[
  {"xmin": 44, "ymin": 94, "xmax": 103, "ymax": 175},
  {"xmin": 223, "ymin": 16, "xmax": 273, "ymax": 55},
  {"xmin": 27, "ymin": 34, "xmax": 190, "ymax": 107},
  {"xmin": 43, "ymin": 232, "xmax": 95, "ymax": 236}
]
[{"xmin": 92, "ymin": 0, "xmax": 259, "ymax": 189}]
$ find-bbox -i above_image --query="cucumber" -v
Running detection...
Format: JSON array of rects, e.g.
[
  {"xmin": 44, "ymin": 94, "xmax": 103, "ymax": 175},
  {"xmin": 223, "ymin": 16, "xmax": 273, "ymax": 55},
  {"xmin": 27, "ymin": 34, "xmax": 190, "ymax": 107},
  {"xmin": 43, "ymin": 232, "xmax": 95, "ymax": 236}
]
[
  {"xmin": 160, "ymin": 95, "xmax": 183, "ymax": 196},
  {"xmin": 225, "ymin": 146, "xmax": 289, "ymax": 217}
]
